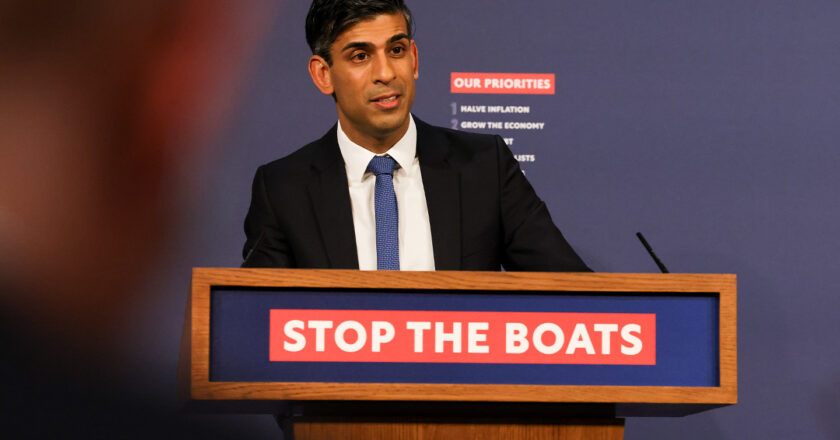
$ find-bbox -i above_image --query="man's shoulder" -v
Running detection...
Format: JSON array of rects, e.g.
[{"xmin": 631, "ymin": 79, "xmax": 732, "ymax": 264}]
[
  {"xmin": 259, "ymin": 139, "xmax": 320, "ymax": 171},
  {"xmin": 416, "ymin": 117, "xmax": 500, "ymax": 147},
  {"xmin": 257, "ymin": 125, "xmax": 339, "ymax": 180},
  {"xmin": 414, "ymin": 116, "xmax": 503, "ymax": 166}
]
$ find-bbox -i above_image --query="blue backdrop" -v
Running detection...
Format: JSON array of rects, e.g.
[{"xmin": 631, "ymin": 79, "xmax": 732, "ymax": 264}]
[{"xmin": 135, "ymin": 1, "xmax": 840, "ymax": 438}]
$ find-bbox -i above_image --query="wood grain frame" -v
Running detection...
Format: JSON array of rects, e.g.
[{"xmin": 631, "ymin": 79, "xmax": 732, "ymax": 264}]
[{"xmin": 181, "ymin": 269, "xmax": 736, "ymax": 405}]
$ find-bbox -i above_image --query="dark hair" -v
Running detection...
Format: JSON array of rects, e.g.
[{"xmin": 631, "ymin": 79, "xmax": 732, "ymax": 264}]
[{"xmin": 306, "ymin": 0, "xmax": 414, "ymax": 65}]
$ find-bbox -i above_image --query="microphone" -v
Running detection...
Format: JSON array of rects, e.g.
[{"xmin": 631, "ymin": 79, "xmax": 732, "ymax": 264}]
[{"xmin": 636, "ymin": 232, "xmax": 669, "ymax": 274}]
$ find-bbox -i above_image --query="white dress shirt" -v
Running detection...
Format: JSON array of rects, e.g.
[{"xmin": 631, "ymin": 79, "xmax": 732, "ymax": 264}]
[{"xmin": 336, "ymin": 115, "xmax": 436, "ymax": 271}]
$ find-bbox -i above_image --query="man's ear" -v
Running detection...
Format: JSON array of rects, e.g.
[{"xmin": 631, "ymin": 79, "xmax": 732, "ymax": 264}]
[
  {"xmin": 308, "ymin": 55, "xmax": 334, "ymax": 95},
  {"xmin": 411, "ymin": 40, "xmax": 419, "ymax": 79}
]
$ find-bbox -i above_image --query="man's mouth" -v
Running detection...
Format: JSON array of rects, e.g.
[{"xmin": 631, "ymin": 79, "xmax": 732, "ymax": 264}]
[{"xmin": 371, "ymin": 94, "xmax": 400, "ymax": 109}]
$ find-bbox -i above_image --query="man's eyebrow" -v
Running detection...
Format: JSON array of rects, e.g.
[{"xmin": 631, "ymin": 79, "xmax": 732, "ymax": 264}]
[
  {"xmin": 388, "ymin": 33, "xmax": 410, "ymax": 43},
  {"xmin": 341, "ymin": 41, "xmax": 373, "ymax": 52},
  {"xmin": 340, "ymin": 33, "xmax": 411, "ymax": 52}
]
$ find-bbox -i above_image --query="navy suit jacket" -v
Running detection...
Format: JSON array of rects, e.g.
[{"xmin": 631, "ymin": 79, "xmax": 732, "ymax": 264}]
[{"xmin": 242, "ymin": 117, "xmax": 589, "ymax": 271}]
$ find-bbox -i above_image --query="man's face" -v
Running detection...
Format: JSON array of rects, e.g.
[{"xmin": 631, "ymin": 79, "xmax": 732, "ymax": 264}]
[{"xmin": 316, "ymin": 13, "xmax": 418, "ymax": 147}]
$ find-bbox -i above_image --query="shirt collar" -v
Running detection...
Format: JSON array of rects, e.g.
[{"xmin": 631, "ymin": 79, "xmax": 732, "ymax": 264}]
[{"xmin": 336, "ymin": 114, "xmax": 417, "ymax": 183}]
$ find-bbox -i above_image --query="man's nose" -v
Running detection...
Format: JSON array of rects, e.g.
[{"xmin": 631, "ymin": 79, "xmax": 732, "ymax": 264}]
[{"xmin": 372, "ymin": 53, "xmax": 397, "ymax": 84}]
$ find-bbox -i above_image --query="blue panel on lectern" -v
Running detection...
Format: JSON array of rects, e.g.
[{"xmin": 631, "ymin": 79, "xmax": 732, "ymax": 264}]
[{"xmin": 208, "ymin": 288, "xmax": 718, "ymax": 386}]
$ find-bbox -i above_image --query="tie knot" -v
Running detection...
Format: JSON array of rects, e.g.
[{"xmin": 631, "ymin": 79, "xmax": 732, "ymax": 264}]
[{"xmin": 367, "ymin": 155, "xmax": 399, "ymax": 176}]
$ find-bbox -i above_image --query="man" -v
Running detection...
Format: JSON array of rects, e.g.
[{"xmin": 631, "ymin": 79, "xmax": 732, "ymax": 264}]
[{"xmin": 243, "ymin": 0, "xmax": 590, "ymax": 272}]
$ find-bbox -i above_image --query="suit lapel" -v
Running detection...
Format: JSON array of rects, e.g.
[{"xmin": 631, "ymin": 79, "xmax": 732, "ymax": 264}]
[
  {"xmin": 307, "ymin": 126, "xmax": 359, "ymax": 269},
  {"xmin": 416, "ymin": 118, "xmax": 462, "ymax": 270}
]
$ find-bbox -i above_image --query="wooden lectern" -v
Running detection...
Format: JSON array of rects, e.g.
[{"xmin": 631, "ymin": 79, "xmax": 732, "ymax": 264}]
[{"xmin": 179, "ymin": 269, "xmax": 736, "ymax": 439}]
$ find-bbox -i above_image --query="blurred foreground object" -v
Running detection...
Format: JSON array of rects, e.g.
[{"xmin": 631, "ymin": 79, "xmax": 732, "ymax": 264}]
[{"xmin": 0, "ymin": 0, "xmax": 275, "ymax": 437}]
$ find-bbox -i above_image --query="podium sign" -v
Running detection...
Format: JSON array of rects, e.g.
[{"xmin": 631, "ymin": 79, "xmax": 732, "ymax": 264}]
[{"xmin": 179, "ymin": 269, "xmax": 736, "ymax": 439}]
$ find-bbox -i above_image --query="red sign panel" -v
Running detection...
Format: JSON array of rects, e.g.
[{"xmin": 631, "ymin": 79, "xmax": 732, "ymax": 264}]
[
  {"xmin": 450, "ymin": 72, "xmax": 555, "ymax": 94},
  {"xmin": 269, "ymin": 310, "xmax": 655, "ymax": 365}
]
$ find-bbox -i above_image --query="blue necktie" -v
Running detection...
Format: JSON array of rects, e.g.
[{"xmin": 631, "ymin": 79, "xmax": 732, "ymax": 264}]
[{"xmin": 367, "ymin": 155, "xmax": 400, "ymax": 270}]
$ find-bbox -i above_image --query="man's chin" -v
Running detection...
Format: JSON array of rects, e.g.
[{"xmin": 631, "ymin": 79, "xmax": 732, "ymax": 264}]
[
  {"xmin": 371, "ymin": 112, "xmax": 410, "ymax": 133},
  {"xmin": 342, "ymin": 110, "xmax": 411, "ymax": 144}
]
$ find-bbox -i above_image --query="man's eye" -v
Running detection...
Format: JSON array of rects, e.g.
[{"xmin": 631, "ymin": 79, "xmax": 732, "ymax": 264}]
[
  {"xmin": 391, "ymin": 47, "xmax": 405, "ymax": 55},
  {"xmin": 352, "ymin": 52, "xmax": 368, "ymax": 61}
]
